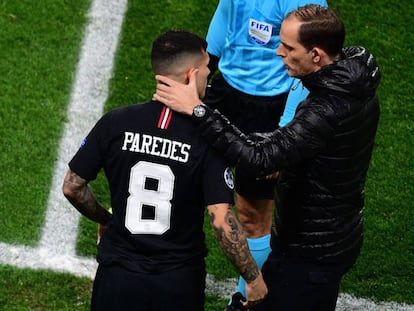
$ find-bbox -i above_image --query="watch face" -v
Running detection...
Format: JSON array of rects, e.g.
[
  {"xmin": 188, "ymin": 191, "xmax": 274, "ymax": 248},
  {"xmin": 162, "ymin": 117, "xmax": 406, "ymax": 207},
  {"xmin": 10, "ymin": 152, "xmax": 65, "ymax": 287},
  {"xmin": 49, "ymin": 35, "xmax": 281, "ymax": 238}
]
[{"xmin": 194, "ymin": 105, "xmax": 206, "ymax": 117}]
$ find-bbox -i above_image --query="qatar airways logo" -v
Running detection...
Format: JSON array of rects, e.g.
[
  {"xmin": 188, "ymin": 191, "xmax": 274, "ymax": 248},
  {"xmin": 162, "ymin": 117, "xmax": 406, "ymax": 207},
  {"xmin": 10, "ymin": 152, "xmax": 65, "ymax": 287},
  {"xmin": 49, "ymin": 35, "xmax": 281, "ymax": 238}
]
[{"xmin": 249, "ymin": 18, "xmax": 272, "ymax": 45}]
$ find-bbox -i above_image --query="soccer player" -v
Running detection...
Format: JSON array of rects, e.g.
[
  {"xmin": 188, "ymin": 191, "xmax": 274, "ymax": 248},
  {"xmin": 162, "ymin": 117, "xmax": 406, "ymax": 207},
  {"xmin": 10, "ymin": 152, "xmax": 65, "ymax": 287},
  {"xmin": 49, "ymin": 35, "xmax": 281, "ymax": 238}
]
[{"xmin": 62, "ymin": 30, "xmax": 266, "ymax": 311}]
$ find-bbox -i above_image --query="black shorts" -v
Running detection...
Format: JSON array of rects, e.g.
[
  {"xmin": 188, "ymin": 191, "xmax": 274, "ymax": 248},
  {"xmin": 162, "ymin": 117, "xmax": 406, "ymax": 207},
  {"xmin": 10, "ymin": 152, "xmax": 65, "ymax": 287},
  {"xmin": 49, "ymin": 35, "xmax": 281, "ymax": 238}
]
[
  {"xmin": 91, "ymin": 261, "xmax": 206, "ymax": 311},
  {"xmin": 204, "ymin": 73, "xmax": 287, "ymax": 200}
]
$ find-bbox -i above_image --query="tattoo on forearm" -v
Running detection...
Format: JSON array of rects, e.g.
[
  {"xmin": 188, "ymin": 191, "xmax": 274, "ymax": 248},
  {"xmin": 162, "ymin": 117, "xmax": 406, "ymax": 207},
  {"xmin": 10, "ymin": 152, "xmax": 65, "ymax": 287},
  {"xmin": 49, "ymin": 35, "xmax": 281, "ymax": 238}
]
[
  {"xmin": 63, "ymin": 171, "xmax": 110, "ymax": 225},
  {"xmin": 66, "ymin": 172, "xmax": 96, "ymax": 210},
  {"xmin": 210, "ymin": 208, "xmax": 259, "ymax": 282}
]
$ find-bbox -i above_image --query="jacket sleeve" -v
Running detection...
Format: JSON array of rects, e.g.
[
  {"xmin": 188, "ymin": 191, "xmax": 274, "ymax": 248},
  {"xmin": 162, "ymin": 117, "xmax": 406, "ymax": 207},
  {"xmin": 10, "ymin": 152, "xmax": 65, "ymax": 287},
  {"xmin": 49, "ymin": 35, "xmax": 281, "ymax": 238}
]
[{"xmin": 195, "ymin": 102, "xmax": 336, "ymax": 177}]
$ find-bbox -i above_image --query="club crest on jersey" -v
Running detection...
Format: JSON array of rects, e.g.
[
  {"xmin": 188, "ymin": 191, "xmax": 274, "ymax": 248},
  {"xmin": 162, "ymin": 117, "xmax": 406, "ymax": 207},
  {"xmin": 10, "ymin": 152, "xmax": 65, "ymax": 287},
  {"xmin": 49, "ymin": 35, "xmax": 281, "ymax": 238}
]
[
  {"xmin": 224, "ymin": 167, "xmax": 234, "ymax": 190},
  {"xmin": 249, "ymin": 19, "xmax": 272, "ymax": 45}
]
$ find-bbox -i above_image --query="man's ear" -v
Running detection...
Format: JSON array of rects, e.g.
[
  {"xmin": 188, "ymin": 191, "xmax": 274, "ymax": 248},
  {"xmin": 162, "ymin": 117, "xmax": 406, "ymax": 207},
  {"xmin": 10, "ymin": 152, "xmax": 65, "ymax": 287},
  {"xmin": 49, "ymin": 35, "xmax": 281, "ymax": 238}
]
[
  {"xmin": 185, "ymin": 67, "xmax": 198, "ymax": 84},
  {"xmin": 311, "ymin": 48, "xmax": 322, "ymax": 63}
]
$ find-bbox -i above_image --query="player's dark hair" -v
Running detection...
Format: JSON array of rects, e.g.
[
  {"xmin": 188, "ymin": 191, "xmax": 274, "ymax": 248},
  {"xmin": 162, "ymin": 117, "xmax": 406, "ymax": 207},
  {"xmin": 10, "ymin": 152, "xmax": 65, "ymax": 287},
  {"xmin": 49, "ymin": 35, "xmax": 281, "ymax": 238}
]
[
  {"xmin": 287, "ymin": 4, "xmax": 345, "ymax": 58},
  {"xmin": 151, "ymin": 30, "xmax": 207, "ymax": 75}
]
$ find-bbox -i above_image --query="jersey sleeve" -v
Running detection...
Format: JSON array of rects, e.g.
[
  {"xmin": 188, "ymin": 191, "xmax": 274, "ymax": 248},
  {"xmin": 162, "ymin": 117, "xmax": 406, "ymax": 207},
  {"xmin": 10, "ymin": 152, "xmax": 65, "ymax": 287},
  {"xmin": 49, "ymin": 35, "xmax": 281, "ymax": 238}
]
[
  {"xmin": 279, "ymin": 79, "xmax": 309, "ymax": 126},
  {"xmin": 206, "ymin": 0, "xmax": 230, "ymax": 57},
  {"xmin": 202, "ymin": 147, "xmax": 235, "ymax": 206},
  {"xmin": 68, "ymin": 114, "xmax": 108, "ymax": 181}
]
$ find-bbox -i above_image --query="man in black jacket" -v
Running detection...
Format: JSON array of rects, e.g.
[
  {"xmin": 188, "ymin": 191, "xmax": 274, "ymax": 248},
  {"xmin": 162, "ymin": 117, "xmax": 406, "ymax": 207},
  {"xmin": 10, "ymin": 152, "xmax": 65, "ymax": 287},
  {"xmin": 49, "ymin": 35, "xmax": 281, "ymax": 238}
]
[{"xmin": 153, "ymin": 5, "xmax": 380, "ymax": 311}]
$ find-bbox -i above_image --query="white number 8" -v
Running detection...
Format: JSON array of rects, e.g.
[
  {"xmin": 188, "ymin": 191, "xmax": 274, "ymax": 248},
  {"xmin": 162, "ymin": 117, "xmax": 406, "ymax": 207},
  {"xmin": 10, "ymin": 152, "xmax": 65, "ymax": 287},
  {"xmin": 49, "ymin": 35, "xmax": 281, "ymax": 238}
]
[{"xmin": 125, "ymin": 161, "xmax": 174, "ymax": 235}]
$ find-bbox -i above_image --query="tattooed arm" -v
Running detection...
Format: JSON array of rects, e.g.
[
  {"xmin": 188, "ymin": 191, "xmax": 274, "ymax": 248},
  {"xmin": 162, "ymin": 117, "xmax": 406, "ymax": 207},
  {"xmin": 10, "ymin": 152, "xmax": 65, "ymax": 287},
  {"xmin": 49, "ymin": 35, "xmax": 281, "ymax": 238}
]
[
  {"xmin": 62, "ymin": 169, "xmax": 111, "ymax": 226},
  {"xmin": 207, "ymin": 203, "xmax": 267, "ymax": 308}
]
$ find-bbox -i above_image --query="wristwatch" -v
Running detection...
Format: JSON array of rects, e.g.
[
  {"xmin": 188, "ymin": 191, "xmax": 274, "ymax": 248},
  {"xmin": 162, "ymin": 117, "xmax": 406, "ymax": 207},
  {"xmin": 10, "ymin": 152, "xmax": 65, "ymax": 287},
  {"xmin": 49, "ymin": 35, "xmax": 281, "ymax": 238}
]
[{"xmin": 192, "ymin": 104, "xmax": 207, "ymax": 118}]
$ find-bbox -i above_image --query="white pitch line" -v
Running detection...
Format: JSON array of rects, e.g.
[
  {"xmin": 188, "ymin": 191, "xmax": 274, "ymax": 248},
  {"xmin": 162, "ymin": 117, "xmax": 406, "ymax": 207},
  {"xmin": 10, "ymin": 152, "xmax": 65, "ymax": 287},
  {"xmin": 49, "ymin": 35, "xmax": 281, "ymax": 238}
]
[
  {"xmin": 336, "ymin": 294, "xmax": 414, "ymax": 311},
  {"xmin": 205, "ymin": 275, "xmax": 414, "ymax": 310},
  {"xmin": 39, "ymin": 0, "xmax": 128, "ymax": 255},
  {"xmin": 0, "ymin": 242, "xmax": 96, "ymax": 278}
]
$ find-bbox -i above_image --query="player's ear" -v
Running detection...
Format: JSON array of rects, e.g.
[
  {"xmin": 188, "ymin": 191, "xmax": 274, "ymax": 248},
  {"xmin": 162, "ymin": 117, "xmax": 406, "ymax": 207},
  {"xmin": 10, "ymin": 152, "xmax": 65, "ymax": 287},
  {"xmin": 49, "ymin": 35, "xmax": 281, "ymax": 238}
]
[{"xmin": 185, "ymin": 67, "xmax": 197, "ymax": 84}]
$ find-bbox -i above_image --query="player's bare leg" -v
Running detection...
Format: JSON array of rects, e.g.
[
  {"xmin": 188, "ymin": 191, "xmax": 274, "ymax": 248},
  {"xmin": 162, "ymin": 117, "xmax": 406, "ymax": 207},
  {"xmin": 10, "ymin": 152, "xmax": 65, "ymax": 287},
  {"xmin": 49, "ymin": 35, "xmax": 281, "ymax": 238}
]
[{"xmin": 235, "ymin": 193, "xmax": 273, "ymax": 238}]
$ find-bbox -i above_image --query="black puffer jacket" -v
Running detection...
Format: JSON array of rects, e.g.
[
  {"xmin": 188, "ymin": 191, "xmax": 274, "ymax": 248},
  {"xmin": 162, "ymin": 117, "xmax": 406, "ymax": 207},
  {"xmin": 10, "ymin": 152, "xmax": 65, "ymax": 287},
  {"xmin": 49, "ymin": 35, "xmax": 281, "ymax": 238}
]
[{"xmin": 196, "ymin": 47, "xmax": 381, "ymax": 264}]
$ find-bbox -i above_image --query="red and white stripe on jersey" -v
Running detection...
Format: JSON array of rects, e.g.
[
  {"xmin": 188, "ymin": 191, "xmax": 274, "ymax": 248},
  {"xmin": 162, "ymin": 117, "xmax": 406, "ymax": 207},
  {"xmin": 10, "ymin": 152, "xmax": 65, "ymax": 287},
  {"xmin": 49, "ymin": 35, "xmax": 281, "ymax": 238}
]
[{"xmin": 157, "ymin": 106, "xmax": 172, "ymax": 129}]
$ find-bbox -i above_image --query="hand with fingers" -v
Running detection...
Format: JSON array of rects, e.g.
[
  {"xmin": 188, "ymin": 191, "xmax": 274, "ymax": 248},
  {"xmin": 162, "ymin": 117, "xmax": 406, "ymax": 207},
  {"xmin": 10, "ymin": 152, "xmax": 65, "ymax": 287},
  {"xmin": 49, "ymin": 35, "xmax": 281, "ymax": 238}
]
[
  {"xmin": 153, "ymin": 69, "xmax": 202, "ymax": 115},
  {"xmin": 243, "ymin": 271, "xmax": 267, "ymax": 309}
]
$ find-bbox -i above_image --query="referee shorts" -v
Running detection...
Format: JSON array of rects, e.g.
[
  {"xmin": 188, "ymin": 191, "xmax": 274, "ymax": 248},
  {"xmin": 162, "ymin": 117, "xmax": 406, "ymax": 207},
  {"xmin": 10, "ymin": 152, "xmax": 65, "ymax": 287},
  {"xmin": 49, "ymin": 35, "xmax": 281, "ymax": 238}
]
[{"xmin": 204, "ymin": 73, "xmax": 288, "ymax": 200}]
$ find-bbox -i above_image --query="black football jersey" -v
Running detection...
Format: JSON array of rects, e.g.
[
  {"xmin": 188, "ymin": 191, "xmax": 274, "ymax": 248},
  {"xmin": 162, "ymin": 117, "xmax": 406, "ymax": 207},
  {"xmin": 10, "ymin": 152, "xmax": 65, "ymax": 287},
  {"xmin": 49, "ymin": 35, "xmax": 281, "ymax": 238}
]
[{"xmin": 69, "ymin": 101, "xmax": 234, "ymax": 272}]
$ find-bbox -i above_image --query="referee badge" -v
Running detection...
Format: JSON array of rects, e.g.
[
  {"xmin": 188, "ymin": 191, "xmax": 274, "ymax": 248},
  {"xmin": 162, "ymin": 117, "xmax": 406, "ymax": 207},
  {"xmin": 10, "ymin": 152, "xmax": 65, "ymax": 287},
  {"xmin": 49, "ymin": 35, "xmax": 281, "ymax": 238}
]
[
  {"xmin": 249, "ymin": 18, "xmax": 272, "ymax": 45},
  {"xmin": 224, "ymin": 167, "xmax": 234, "ymax": 190}
]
